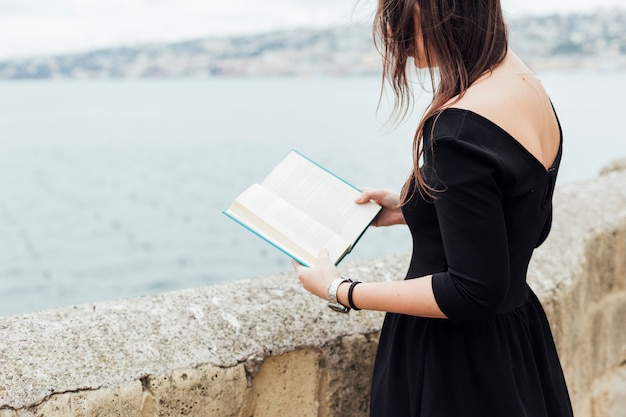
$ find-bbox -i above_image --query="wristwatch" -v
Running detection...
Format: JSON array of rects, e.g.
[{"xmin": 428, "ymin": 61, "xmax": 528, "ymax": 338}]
[{"xmin": 327, "ymin": 277, "xmax": 352, "ymax": 313}]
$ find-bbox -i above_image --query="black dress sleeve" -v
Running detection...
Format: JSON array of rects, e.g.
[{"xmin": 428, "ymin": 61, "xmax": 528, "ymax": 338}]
[{"xmin": 428, "ymin": 135, "xmax": 511, "ymax": 321}]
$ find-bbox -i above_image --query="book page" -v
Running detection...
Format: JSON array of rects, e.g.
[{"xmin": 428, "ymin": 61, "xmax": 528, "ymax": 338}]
[
  {"xmin": 261, "ymin": 152, "xmax": 381, "ymax": 243},
  {"xmin": 229, "ymin": 183, "xmax": 351, "ymax": 265}
]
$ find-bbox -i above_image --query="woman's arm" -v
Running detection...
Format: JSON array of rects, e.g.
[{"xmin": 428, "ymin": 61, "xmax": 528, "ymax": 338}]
[
  {"xmin": 292, "ymin": 250, "xmax": 447, "ymax": 318},
  {"xmin": 293, "ymin": 188, "xmax": 446, "ymax": 319}
]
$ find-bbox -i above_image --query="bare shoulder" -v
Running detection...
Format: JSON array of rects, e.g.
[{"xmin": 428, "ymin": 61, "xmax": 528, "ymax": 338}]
[{"xmin": 447, "ymin": 52, "xmax": 561, "ymax": 169}]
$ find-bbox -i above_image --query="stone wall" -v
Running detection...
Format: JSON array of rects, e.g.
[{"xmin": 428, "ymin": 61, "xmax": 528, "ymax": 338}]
[{"xmin": 1, "ymin": 164, "xmax": 625, "ymax": 417}]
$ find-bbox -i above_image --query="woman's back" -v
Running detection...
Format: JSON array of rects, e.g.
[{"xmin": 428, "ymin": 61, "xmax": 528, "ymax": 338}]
[{"xmin": 447, "ymin": 52, "xmax": 561, "ymax": 171}]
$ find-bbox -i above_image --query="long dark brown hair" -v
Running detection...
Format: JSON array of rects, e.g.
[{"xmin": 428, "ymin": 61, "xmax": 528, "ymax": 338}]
[{"xmin": 373, "ymin": 0, "xmax": 508, "ymax": 202}]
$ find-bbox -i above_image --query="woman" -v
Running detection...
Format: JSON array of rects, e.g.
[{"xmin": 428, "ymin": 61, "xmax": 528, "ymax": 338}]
[{"xmin": 293, "ymin": 1, "xmax": 574, "ymax": 416}]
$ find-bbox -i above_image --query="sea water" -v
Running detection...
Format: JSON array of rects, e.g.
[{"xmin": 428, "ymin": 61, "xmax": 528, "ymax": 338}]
[{"xmin": 0, "ymin": 71, "xmax": 624, "ymax": 316}]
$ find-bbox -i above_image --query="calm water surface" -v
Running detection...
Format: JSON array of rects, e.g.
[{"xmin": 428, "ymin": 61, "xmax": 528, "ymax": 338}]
[{"xmin": 0, "ymin": 72, "xmax": 624, "ymax": 316}]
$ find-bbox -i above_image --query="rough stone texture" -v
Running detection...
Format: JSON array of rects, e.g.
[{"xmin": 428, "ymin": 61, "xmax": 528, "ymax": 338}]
[
  {"xmin": 249, "ymin": 349, "xmax": 320, "ymax": 417},
  {"xmin": 600, "ymin": 157, "xmax": 626, "ymax": 176},
  {"xmin": 145, "ymin": 363, "xmax": 247, "ymax": 417},
  {"xmin": 610, "ymin": 367, "xmax": 626, "ymax": 417},
  {"xmin": 0, "ymin": 163, "xmax": 625, "ymax": 417},
  {"xmin": 32, "ymin": 381, "xmax": 143, "ymax": 417},
  {"xmin": 0, "ymin": 259, "xmax": 397, "ymax": 410},
  {"xmin": 317, "ymin": 334, "xmax": 376, "ymax": 417}
]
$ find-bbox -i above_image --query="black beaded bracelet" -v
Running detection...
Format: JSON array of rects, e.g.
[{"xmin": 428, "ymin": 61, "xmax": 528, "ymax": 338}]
[{"xmin": 347, "ymin": 280, "xmax": 362, "ymax": 311}]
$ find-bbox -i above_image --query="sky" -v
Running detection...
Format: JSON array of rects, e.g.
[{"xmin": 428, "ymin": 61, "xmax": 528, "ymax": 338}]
[{"xmin": 0, "ymin": 0, "xmax": 623, "ymax": 60}]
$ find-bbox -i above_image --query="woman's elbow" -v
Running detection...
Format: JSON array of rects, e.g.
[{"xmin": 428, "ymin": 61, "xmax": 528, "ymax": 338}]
[{"xmin": 432, "ymin": 270, "xmax": 509, "ymax": 321}]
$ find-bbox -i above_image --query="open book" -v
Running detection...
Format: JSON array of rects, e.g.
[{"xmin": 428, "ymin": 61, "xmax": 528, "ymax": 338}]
[{"xmin": 223, "ymin": 150, "xmax": 382, "ymax": 266}]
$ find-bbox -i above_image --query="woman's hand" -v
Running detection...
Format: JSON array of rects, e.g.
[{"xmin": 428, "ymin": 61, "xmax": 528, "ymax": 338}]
[
  {"xmin": 355, "ymin": 189, "xmax": 406, "ymax": 227},
  {"xmin": 292, "ymin": 248, "xmax": 341, "ymax": 300},
  {"xmin": 293, "ymin": 247, "xmax": 446, "ymax": 319}
]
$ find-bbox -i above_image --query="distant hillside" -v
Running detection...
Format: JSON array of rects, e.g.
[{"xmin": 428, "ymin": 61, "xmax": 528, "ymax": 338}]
[
  {"xmin": 509, "ymin": 9, "xmax": 626, "ymax": 71},
  {"xmin": 0, "ymin": 9, "xmax": 624, "ymax": 80}
]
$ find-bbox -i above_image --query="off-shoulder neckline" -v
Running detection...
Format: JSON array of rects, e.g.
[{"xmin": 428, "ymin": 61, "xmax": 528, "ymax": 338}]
[{"xmin": 432, "ymin": 107, "xmax": 563, "ymax": 174}]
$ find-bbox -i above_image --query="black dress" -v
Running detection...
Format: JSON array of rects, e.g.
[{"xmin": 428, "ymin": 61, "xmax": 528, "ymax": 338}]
[{"xmin": 369, "ymin": 109, "xmax": 574, "ymax": 417}]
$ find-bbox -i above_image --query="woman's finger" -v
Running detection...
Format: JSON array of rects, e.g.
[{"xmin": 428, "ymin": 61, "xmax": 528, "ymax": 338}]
[
  {"xmin": 355, "ymin": 188, "xmax": 384, "ymax": 204},
  {"xmin": 292, "ymin": 259, "xmax": 306, "ymax": 274}
]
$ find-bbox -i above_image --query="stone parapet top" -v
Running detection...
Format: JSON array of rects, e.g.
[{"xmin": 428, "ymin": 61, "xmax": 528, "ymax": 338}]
[
  {"xmin": 1, "ymin": 165, "xmax": 625, "ymax": 411},
  {"xmin": 0, "ymin": 253, "xmax": 405, "ymax": 408}
]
